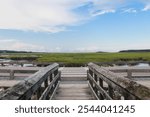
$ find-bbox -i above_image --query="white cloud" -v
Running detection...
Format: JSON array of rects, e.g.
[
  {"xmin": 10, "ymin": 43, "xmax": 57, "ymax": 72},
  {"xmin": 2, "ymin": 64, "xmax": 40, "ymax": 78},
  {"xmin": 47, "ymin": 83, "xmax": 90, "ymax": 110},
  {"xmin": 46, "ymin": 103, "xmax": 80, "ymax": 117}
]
[
  {"xmin": 0, "ymin": 0, "xmax": 149, "ymax": 33},
  {"xmin": 122, "ymin": 8, "xmax": 137, "ymax": 13},
  {"xmin": 0, "ymin": 0, "xmax": 88, "ymax": 33},
  {"xmin": 0, "ymin": 0, "xmax": 141, "ymax": 33},
  {"xmin": 91, "ymin": 9, "xmax": 115, "ymax": 16},
  {"xmin": 142, "ymin": 4, "xmax": 150, "ymax": 11},
  {"xmin": 89, "ymin": 0, "xmax": 124, "ymax": 16},
  {"xmin": 0, "ymin": 39, "xmax": 46, "ymax": 52},
  {"xmin": 140, "ymin": 0, "xmax": 150, "ymax": 11}
]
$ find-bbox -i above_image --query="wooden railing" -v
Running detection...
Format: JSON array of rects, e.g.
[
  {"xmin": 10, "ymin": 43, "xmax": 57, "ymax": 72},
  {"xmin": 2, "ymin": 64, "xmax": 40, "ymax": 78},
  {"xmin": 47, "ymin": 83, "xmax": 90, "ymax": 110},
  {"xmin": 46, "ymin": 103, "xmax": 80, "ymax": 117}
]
[
  {"xmin": 107, "ymin": 68, "xmax": 150, "ymax": 79},
  {"xmin": 0, "ymin": 63, "xmax": 60, "ymax": 100},
  {"xmin": 0, "ymin": 67, "xmax": 40, "ymax": 80},
  {"xmin": 87, "ymin": 63, "xmax": 150, "ymax": 100}
]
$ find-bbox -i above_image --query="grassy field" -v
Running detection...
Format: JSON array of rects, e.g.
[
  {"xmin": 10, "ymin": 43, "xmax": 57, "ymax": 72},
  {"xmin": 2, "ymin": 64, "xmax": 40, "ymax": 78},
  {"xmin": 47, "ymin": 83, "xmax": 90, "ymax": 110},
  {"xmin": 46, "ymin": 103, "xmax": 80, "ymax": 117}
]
[{"xmin": 1, "ymin": 52, "xmax": 150, "ymax": 65}]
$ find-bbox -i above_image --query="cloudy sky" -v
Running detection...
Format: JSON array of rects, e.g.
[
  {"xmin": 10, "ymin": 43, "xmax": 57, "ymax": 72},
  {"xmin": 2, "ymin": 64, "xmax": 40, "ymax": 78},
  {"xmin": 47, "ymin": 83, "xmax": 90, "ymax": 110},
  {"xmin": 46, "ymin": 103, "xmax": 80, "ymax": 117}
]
[{"xmin": 0, "ymin": 0, "xmax": 150, "ymax": 52}]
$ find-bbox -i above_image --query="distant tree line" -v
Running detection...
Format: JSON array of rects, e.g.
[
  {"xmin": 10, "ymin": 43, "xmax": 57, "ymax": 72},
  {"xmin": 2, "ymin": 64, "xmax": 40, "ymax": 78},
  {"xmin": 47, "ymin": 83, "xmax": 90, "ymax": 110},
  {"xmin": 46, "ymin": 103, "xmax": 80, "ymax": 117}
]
[
  {"xmin": 119, "ymin": 49, "xmax": 150, "ymax": 52},
  {"xmin": 0, "ymin": 50, "xmax": 32, "ymax": 53}
]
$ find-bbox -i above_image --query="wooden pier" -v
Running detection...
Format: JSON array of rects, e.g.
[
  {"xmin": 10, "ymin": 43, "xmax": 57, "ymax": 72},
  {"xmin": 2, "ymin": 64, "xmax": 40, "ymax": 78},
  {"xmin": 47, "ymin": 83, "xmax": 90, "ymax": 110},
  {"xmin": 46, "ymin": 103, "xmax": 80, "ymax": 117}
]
[{"xmin": 0, "ymin": 63, "xmax": 150, "ymax": 100}]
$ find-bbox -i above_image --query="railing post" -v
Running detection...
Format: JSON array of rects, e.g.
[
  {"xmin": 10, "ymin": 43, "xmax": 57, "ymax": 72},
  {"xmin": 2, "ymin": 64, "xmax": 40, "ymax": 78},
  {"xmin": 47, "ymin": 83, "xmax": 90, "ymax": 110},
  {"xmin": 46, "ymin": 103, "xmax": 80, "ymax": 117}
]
[
  {"xmin": 94, "ymin": 74, "xmax": 98, "ymax": 94},
  {"xmin": 108, "ymin": 85, "xmax": 113, "ymax": 99},
  {"xmin": 99, "ymin": 78, "xmax": 104, "ymax": 100},
  {"xmin": 54, "ymin": 69, "xmax": 58, "ymax": 77},
  {"xmin": 58, "ymin": 71, "xmax": 61, "ymax": 81},
  {"xmin": 50, "ymin": 73, "xmax": 53, "ymax": 82},
  {"xmin": 89, "ymin": 69, "xmax": 94, "ymax": 88},
  {"xmin": 44, "ymin": 78, "xmax": 48, "ymax": 89},
  {"xmin": 87, "ymin": 70, "xmax": 89, "ymax": 81},
  {"xmin": 37, "ymin": 87, "xmax": 42, "ymax": 99},
  {"xmin": 10, "ymin": 70, "xmax": 14, "ymax": 80},
  {"xmin": 89, "ymin": 69, "xmax": 93, "ymax": 77},
  {"xmin": 127, "ymin": 70, "xmax": 132, "ymax": 79}
]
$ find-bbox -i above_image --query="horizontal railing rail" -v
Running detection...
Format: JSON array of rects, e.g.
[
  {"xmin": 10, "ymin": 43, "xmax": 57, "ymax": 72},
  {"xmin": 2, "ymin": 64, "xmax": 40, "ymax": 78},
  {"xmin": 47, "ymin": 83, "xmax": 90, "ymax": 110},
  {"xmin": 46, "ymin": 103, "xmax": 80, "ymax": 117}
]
[
  {"xmin": 0, "ymin": 63, "xmax": 60, "ymax": 100},
  {"xmin": 107, "ymin": 68, "xmax": 150, "ymax": 79},
  {"xmin": 0, "ymin": 68, "xmax": 40, "ymax": 80},
  {"xmin": 88, "ymin": 62, "xmax": 150, "ymax": 100}
]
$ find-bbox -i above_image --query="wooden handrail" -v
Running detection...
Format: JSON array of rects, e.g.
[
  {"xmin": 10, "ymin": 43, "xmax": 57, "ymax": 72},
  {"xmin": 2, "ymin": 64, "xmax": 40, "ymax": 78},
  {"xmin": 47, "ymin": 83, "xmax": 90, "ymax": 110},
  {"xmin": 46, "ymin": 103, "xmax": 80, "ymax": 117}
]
[
  {"xmin": 0, "ymin": 63, "xmax": 60, "ymax": 100},
  {"xmin": 106, "ymin": 68, "xmax": 150, "ymax": 79},
  {"xmin": 0, "ymin": 68, "xmax": 40, "ymax": 80},
  {"xmin": 88, "ymin": 62, "xmax": 150, "ymax": 100}
]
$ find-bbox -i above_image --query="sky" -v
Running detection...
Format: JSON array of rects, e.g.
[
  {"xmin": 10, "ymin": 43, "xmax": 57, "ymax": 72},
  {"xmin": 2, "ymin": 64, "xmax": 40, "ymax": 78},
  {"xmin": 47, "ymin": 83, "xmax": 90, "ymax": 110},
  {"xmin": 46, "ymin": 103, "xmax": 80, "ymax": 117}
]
[{"xmin": 0, "ymin": 0, "xmax": 150, "ymax": 52}]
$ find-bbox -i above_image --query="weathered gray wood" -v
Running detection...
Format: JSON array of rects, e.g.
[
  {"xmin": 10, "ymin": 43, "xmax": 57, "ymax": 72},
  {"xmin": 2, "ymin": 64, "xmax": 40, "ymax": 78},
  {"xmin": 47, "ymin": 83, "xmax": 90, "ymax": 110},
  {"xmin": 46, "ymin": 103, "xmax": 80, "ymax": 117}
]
[
  {"xmin": 88, "ymin": 81, "xmax": 99, "ymax": 100},
  {"xmin": 0, "ymin": 63, "xmax": 59, "ymax": 100},
  {"xmin": 108, "ymin": 85, "xmax": 113, "ymax": 98},
  {"xmin": 53, "ymin": 82, "xmax": 95, "ymax": 100},
  {"xmin": 10, "ymin": 70, "xmax": 14, "ymax": 80},
  {"xmin": 99, "ymin": 78, "xmax": 104, "ymax": 99},
  {"xmin": 0, "ymin": 80, "xmax": 20, "ymax": 88},
  {"xmin": 127, "ymin": 70, "xmax": 132, "ymax": 79},
  {"xmin": 88, "ymin": 63, "xmax": 150, "ymax": 100},
  {"xmin": 53, "ymin": 67, "xmax": 96, "ymax": 100},
  {"xmin": 0, "ymin": 67, "xmax": 41, "ymax": 80},
  {"xmin": 94, "ymin": 74, "xmax": 98, "ymax": 94},
  {"xmin": 0, "ymin": 66, "xmax": 42, "ymax": 72},
  {"xmin": 49, "ymin": 81, "xmax": 60, "ymax": 100},
  {"xmin": 87, "ymin": 73, "xmax": 112, "ymax": 100},
  {"xmin": 105, "ymin": 67, "xmax": 150, "ymax": 78},
  {"xmin": 39, "ymin": 72, "xmax": 60, "ymax": 100},
  {"xmin": 136, "ymin": 81, "xmax": 150, "ymax": 88}
]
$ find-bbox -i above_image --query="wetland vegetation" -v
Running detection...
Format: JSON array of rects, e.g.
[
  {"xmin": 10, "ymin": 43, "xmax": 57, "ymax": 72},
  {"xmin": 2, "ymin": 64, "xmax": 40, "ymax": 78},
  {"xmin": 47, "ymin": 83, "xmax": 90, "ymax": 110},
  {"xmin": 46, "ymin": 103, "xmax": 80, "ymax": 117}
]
[{"xmin": 0, "ymin": 52, "xmax": 150, "ymax": 66}]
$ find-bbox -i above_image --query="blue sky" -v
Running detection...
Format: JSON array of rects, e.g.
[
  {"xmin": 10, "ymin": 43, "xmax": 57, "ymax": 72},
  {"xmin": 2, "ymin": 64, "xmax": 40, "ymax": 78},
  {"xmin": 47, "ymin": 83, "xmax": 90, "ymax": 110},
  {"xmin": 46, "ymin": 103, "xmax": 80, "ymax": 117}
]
[{"xmin": 0, "ymin": 0, "xmax": 150, "ymax": 52}]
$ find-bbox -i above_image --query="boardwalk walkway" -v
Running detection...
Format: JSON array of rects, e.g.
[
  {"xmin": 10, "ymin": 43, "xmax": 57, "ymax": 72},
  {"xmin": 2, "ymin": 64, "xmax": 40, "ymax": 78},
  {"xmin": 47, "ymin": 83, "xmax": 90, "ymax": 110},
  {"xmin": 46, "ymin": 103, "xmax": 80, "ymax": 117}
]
[
  {"xmin": 0, "ymin": 63, "xmax": 150, "ymax": 100},
  {"xmin": 52, "ymin": 67, "xmax": 95, "ymax": 100}
]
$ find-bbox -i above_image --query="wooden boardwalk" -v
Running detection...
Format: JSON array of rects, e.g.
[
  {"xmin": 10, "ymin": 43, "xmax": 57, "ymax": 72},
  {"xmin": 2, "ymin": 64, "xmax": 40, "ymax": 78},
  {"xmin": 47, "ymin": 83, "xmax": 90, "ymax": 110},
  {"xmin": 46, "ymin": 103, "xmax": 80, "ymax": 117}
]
[
  {"xmin": 52, "ymin": 67, "xmax": 95, "ymax": 100},
  {"xmin": 0, "ymin": 63, "xmax": 150, "ymax": 100}
]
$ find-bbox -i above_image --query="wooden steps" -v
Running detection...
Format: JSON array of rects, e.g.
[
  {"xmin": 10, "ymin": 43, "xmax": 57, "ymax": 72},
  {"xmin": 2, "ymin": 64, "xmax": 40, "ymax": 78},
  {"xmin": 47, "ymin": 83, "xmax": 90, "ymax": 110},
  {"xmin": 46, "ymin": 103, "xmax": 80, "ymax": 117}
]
[{"xmin": 52, "ymin": 67, "xmax": 95, "ymax": 100}]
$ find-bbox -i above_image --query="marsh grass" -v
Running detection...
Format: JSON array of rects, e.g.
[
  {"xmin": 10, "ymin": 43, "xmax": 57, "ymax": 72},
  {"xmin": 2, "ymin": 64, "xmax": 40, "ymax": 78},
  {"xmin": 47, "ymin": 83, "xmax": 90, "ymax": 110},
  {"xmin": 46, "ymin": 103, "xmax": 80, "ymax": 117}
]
[{"xmin": 1, "ymin": 52, "xmax": 150, "ymax": 65}]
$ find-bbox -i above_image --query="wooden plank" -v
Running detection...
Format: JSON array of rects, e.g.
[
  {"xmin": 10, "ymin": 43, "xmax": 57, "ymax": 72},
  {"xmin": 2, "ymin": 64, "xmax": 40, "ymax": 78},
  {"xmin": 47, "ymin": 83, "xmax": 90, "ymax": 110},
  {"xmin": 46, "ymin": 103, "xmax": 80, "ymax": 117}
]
[
  {"xmin": 53, "ymin": 67, "xmax": 96, "ymax": 100},
  {"xmin": 60, "ymin": 67, "xmax": 87, "ymax": 81},
  {"xmin": 53, "ymin": 82, "xmax": 95, "ymax": 100}
]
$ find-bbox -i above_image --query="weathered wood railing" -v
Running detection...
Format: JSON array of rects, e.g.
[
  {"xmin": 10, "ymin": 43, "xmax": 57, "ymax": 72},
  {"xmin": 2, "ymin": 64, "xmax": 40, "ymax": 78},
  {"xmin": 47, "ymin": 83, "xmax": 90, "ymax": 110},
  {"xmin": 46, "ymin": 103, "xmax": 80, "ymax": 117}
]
[
  {"xmin": 107, "ymin": 68, "xmax": 150, "ymax": 79},
  {"xmin": 87, "ymin": 63, "xmax": 150, "ymax": 100},
  {"xmin": 0, "ymin": 67, "xmax": 41, "ymax": 80},
  {"xmin": 0, "ymin": 61, "xmax": 35, "ymax": 67},
  {"xmin": 0, "ymin": 63, "xmax": 61, "ymax": 100}
]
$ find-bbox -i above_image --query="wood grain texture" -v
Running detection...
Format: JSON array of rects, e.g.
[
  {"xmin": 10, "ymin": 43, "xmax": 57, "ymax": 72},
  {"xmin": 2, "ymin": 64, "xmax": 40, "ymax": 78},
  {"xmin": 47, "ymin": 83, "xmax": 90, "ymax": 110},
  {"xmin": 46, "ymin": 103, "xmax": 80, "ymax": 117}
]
[
  {"xmin": 88, "ymin": 63, "xmax": 150, "ymax": 100},
  {"xmin": 0, "ymin": 63, "xmax": 59, "ymax": 100},
  {"xmin": 53, "ymin": 67, "xmax": 95, "ymax": 100}
]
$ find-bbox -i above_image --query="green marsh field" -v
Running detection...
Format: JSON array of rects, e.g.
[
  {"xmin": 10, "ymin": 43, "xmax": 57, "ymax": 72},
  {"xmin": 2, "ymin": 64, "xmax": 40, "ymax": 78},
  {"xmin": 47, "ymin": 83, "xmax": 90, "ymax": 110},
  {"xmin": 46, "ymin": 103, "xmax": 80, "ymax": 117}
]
[{"xmin": 1, "ymin": 52, "xmax": 150, "ymax": 66}]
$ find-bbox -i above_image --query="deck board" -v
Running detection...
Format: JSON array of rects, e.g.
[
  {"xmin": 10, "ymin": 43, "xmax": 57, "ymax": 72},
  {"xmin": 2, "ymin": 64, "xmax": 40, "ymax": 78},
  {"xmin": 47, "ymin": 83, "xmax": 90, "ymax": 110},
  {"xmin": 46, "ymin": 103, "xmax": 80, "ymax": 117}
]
[{"xmin": 52, "ymin": 67, "xmax": 95, "ymax": 100}]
